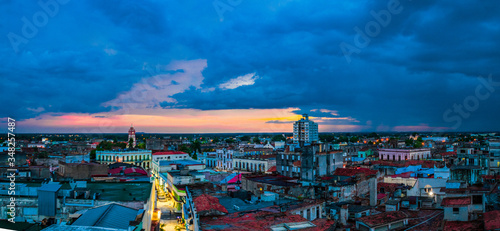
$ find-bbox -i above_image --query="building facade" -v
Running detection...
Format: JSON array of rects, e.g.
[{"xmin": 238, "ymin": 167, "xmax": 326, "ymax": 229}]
[
  {"xmin": 198, "ymin": 151, "xmax": 217, "ymax": 168},
  {"xmin": 96, "ymin": 150, "xmax": 152, "ymax": 168},
  {"xmin": 233, "ymin": 155, "xmax": 276, "ymax": 173},
  {"xmin": 293, "ymin": 114, "xmax": 319, "ymax": 144},
  {"xmin": 378, "ymin": 148, "xmax": 431, "ymax": 161},
  {"xmin": 152, "ymin": 151, "xmax": 190, "ymax": 163},
  {"xmin": 216, "ymin": 148, "xmax": 234, "ymax": 170}
]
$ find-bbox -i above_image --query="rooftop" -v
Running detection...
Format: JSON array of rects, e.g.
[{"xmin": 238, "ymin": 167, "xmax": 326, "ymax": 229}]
[
  {"xmin": 200, "ymin": 209, "xmax": 334, "ymax": 231},
  {"xmin": 71, "ymin": 203, "xmax": 139, "ymax": 230},
  {"xmin": 194, "ymin": 194, "xmax": 228, "ymax": 216},
  {"xmin": 333, "ymin": 168, "xmax": 377, "ymax": 177},
  {"xmin": 389, "ymin": 172, "xmax": 415, "ymax": 178},
  {"xmin": 244, "ymin": 174, "xmax": 299, "ymax": 187},
  {"xmin": 443, "ymin": 220, "xmax": 483, "ymax": 231},
  {"xmin": 266, "ymin": 166, "xmax": 277, "ymax": 172},
  {"xmin": 158, "ymin": 159, "xmax": 204, "ymax": 166},
  {"xmin": 378, "ymin": 182, "xmax": 402, "ymax": 194},
  {"xmin": 357, "ymin": 211, "xmax": 408, "ymax": 228},
  {"xmin": 152, "ymin": 151, "xmax": 188, "ymax": 155},
  {"xmin": 87, "ymin": 182, "xmax": 152, "ymax": 201},
  {"xmin": 234, "ymin": 154, "xmax": 276, "ymax": 160},
  {"xmin": 371, "ymin": 160, "xmax": 439, "ymax": 168},
  {"xmin": 349, "ymin": 205, "xmax": 371, "ymax": 213},
  {"xmin": 441, "ymin": 196, "xmax": 471, "ymax": 206},
  {"xmin": 440, "ymin": 151, "xmax": 457, "ymax": 156},
  {"xmin": 484, "ymin": 210, "xmax": 500, "ymax": 230}
]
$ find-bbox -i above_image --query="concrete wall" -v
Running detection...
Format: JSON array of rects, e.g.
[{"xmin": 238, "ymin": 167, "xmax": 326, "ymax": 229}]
[
  {"xmin": 291, "ymin": 204, "xmax": 323, "ymax": 221},
  {"xmin": 59, "ymin": 162, "xmax": 108, "ymax": 179},
  {"xmin": 35, "ymin": 158, "xmax": 60, "ymax": 166},
  {"xmin": 383, "ymin": 177, "xmax": 417, "ymax": 187},
  {"xmin": 444, "ymin": 206, "xmax": 468, "ymax": 221}
]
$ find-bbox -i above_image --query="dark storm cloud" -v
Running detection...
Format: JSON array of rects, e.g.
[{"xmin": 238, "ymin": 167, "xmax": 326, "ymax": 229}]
[{"xmin": 1, "ymin": 0, "xmax": 500, "ymax": 131}]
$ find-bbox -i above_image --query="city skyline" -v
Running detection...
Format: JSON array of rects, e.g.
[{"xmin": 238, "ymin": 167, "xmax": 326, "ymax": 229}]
[{"xmin": 3, "ymin": 1, "xmax": 500, "ymax": 133}]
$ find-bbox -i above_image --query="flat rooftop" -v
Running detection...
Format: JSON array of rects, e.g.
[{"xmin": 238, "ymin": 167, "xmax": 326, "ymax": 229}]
[{"xmin": 217, "ymin": 196, "xmax": 293, "ymax": 214}]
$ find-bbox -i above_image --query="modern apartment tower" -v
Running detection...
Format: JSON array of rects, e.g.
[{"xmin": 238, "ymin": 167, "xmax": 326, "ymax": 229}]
[{"xmin": 293, "ymin": 114, "xmax": 319, "ymax": 145}]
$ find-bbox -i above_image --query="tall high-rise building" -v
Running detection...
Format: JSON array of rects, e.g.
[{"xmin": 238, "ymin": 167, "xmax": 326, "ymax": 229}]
[
  {"xmin": 293, "ymin": 114, "xmax": 318, "ymax": 145},
  {"xmin": 128, "ymin": 125, "xmax": 136, "ymax": 148}
]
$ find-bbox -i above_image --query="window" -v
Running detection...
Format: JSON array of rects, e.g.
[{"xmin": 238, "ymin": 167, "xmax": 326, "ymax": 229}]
[
  {"xmin": 292, "ymin": 155, "xmax": 295, "ymax": 160},
  {"xmin": 286, "ymin": 166, "xmax": 289, "ymax": 171},
  {"xmin": 282, "ymin": 166, "xmax": 284, "ymax": 171},
  {"xmin": 298, "ymin": 156, "xmax": 301, "ymax": 161},
  {"xmin": 472, "ymin": 195, "xmax": 483, "ymax": 204},
  {"xmin": 453, "ymin": 208, "xmax": 459, "ymax": 214}
]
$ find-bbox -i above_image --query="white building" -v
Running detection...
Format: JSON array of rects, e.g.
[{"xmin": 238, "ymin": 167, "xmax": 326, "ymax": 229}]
[
  {"xmin": 378, "ymin": 148, "xmax": 431, "ymax": 161},
  {"xmin": 216, "ymin": 148, "xmax": 234, "ymax": 170},
  {"xmin": 152, "ymin": 151, "xmax": 190, "ymax": 163},
  {"xmin": 293, "ymin": 114, "xmax": 319, "ymax": 144}
]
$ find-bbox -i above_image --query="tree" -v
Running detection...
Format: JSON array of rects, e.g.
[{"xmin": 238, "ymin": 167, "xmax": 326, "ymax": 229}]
[
  {"xmin": 137, "ymin": 142, "xmax": 146, "ymax": 149},
  {"xmin": 253, "ymin": 137, "xmax": 261, "ymax": 144},
  {"xmin": 192, "ymin": 152, "xmax": 198, "ymax": 160},
  {"xmin": 241, "ymin": 136, "xmax": 251, "ymax": 142},
  {"xmin": 225, "ymin": 138, "xmax": 234, "ymax": 144},
  {"xmin": 90, "ymin": 149, "xmax": 96, "ymax": 160},
  {"xmin": 319, "ymin": 134, "xmax": 335, "ymax": 143},
  {"xmin": 338, "ymin": 136, "xmax": 349, "ymax": 143},
  {"xmin": 349, "ymin": 136, "xmax": 359, "ymax": 143},
  {"xmin": 128, "ymin": 138, "xmax": 135, "ymax": 149},
  {"xmin": 271, "ymin": 135, "xmax": 286, "ymax": 142},
  {"xmin": 192, "ymin": 140, "xmax": 202, "ymax": 154},
  {"xmin": 212, "ymin": 137, "xmax": 220, "ymax": 143},
  {"xmin": 179, "ymin": 144, "xmax": 191, "ymax": 154}
]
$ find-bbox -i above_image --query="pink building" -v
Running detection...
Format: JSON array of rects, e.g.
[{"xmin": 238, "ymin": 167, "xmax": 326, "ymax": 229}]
[{"xmin": 379, "ymin": 148, "xmax": 431, "ymax": 161}]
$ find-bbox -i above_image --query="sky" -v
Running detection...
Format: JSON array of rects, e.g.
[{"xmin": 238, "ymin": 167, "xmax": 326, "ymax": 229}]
[{"xmin": 1, "ymin": 0, "xmax": 500, "ymax": 133}]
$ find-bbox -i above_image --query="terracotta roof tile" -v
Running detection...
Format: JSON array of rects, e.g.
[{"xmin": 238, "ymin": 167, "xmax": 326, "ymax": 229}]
[
  {"xmin": 357, "ymin": 211, "xmax": 408, "ymax": 227},
  {"xmin": 443, "ymin": 220, "xmax": 483, "ymax": 231},
  {"xmin": 484, "ymin": 210, "xmax": 500, "ymax": 230},
  {"xmin": 441, "ymin": 196, "xmax": 471, "ymax": 206}
]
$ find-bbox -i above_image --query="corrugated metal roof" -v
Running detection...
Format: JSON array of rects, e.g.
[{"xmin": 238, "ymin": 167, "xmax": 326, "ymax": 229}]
[{"xmin": 71, "ymin": 203, "xmax": 139, "ymax": 230}]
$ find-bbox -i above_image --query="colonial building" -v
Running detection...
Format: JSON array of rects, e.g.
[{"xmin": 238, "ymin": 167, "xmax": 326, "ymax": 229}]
[
  {"xmin": 378, "ymin": 148, "xmax": 431, "ymax": 161},
  {"xmin": 152, "ymin": 151, "xmax": 190, "ymax": 163},
  {"xmin": 96, "ymin": 149, "xmax": 152, "ymax": 168},
  {"xmin": 216, "ymin": 148, "xmax": 235, "ymax": 170},
  {"xmin": 233, "ymin": 155, "xmax": 276, "ymax": 173},
  {"xmin": 277, "ymin": 145, "xmax": 343, "ymax": 180}
]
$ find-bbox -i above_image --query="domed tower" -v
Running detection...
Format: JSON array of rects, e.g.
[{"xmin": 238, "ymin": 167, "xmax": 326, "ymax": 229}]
[{"xmin": 128, "ymin": 125, "xmax": 136, "ymax": 148}]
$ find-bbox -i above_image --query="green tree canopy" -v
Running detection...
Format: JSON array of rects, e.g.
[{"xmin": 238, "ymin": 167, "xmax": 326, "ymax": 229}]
[
  {"xmin": 241, "ymin": 136, "xmax": 251, "ymax": 142},
  {"xmin": 271, "ymin": 135, "xmax": 286, "ymax": 142}
]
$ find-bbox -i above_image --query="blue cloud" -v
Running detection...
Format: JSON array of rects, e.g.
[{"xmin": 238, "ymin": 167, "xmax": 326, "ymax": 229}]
[{"xmin": 1, "ymin": 0, "xmax": 500, "ymax": 131}]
